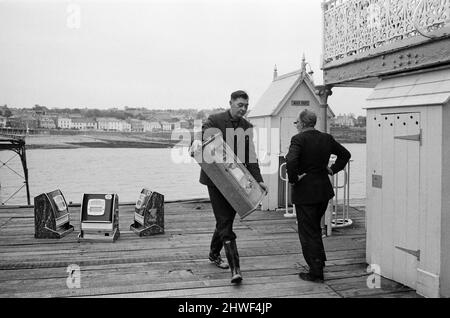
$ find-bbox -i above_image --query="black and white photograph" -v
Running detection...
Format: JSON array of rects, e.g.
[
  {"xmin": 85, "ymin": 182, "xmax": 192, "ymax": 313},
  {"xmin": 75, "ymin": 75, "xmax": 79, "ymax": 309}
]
[{"xmin": 0, "ymin": 0, "xmax": 449, "ymax": 303}]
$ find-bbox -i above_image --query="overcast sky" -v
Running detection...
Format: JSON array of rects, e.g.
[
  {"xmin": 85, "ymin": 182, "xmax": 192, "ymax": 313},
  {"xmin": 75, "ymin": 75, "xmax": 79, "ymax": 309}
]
[{"xmin": 0, "ymin": 0, "xmax": 371, "ymax": 115}]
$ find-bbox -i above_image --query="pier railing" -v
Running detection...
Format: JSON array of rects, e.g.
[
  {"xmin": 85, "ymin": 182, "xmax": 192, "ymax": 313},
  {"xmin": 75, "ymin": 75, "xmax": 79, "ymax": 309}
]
[
  {"xmin": 0, "ymin": 137, "xmax": 31, "ymax": 205},
  {"xmin": 280, "ymin": 159, "xmax": 353, "ymax": 237},
  {"xmin": 322, "ymin": 0, "xmax": 450, "ymax": 67}
]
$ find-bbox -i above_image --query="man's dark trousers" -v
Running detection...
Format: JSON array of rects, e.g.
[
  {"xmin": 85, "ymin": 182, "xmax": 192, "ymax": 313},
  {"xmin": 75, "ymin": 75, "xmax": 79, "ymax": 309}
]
[
  {"xmin": 296, "ymin": 201, "xmax": 328, "ymax": 276},
  {"xmin": 208, "ymin": 186, "xmax": 237, "ymax": 255}
]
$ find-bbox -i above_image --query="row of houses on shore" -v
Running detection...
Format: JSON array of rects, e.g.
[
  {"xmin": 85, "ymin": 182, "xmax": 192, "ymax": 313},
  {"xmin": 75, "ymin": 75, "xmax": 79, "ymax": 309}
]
[
  {"xmin": 0, "ymin": 115, "xmax": 192, "ymax": 132},
  {"xmin": 0, "ymin": 115, "xmax": 7, "ymax": 128},
  {"xmin": 331, "ymin": 114, "xmax": 366, "ymax": 127}
]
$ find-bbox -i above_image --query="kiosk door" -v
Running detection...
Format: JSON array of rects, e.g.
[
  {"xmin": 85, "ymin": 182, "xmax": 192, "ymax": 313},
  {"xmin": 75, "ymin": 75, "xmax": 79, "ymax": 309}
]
[
  {"xmin": 279, "ymin": 117, "xmax": 298, "ymax": 208},
  {"xmin": 280, "ymin": 117, "xmax": 298, "ymax": 156},
  {"xmin": 379, "ymin": 113, "xmax": 421, "ymax": 290}
]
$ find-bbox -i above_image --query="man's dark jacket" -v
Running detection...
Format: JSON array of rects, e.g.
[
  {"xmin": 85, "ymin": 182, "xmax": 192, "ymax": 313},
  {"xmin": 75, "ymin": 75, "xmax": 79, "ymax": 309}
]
[
  {"xmin": 198, "ymin": 111, "xmax": 264, "ymax": 187},
  {"xmin": 286, "ymin": 129, "xmax": 351, "ymax": 205}
]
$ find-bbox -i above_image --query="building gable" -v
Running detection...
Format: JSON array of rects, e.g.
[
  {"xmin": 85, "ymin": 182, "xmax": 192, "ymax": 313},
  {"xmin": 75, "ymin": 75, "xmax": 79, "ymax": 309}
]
[
  {"xmin": 248, "ymin": 71, "xmax": 301, "ymax": 118},
  {"xmin": 249, "ymin": 70, "xmax": 334, "ymax": 119}
]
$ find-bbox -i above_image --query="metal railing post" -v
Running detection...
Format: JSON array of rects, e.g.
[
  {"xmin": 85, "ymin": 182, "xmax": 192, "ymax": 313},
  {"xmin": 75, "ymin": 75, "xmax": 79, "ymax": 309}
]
[
  {"xmin": 279, "ymin": 162, "xmax": 296, "ymax": 218},
  {"xmin": 330, "ymin": 158, "xmax": 353, "ymax": 230}
]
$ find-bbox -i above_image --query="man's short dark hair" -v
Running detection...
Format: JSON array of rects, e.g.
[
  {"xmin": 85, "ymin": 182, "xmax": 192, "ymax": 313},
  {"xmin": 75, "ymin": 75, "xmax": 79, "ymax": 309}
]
[
  {"xmin": 299, "ymin": 109, "xmax": 317, "ymax": 128},
  {"xmin": 231, "ymin": 90, "xmax": 249, "ymax": 101}
]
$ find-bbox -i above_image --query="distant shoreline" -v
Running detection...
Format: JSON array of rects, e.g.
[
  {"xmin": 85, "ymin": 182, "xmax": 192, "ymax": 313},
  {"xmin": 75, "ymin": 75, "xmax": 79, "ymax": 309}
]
[
  {"xmin": 25, "ymin": 141, "xmax": 176, "ymax": 150},
  {"xmin": 331, "ymin": 126, "xmax": 366, "ymax": 144},
  {"xmin": 21, "ymin": 131, "xmax": 180, "ymax": 150},
  {"xmin": 20, "ymin": 127, "xmax": 366, "ymax": 150}
]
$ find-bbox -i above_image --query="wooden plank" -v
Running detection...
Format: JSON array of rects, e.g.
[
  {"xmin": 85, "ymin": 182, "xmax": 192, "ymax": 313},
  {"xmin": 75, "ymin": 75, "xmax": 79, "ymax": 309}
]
[
  {"xmin": 0, "ymin": 229, "xmax": 365, "ymax": 252},
  {"xmin": 366, "ymin": 109, "xmax": 383, "ymax": 268},
  {"xmin": 381, "ymin": 114, "xmax": 395, "ymax": 282},
  {"xmin": 0, "ymin": 258, "xmax": 367, "ymax": 288},
  {"xmin": 0, "ymin": 251, "xmax": 367, "ymax": 283},
  {"xmin": 0, "ymin": 246, "xmax": 366, "ymax": 271},
  {"xmin": 78, "ymin": 277, "xmax": 337, "ymax": 298},
  {"xmin": 441, "ymin": 101, "xmax": 450, "ymax": 297},
  {"xmin": 326, "ymin": 275, "xmax": 412, "ymax": 298},
  {"xmin": 0, "ymin": 218, "xmax": 12, "ymax": 228},
  {"xmin": 0, "ymin": 201, "xmax": 420, "ymax": 298},
  {"xmin": 355, "ymin": 291, "xmax": 423, "ymax": 298},
  {"xmin": 0, "ymin": 230, "xmax": 365, "ymax": 256},
  {"xmin": 405, "ymin": 113, "xmax": 421, "ymax": 288},
  {"xmin": 392, "ymin": 113, "xmax": 408, "ymax": 286},
  {"xmin": 422, "ymin": 107, "xmax": 442, "ymax": 277},
  {"xmin": 3, "ymin": 271, "xmax": 326, "ymax": 298}
]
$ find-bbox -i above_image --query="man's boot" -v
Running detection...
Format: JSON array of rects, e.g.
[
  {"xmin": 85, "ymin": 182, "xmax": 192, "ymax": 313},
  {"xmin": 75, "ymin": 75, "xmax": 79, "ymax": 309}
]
[{"xmin": 224, "ymin": 240, "xmax": 242, "ymax": 284}]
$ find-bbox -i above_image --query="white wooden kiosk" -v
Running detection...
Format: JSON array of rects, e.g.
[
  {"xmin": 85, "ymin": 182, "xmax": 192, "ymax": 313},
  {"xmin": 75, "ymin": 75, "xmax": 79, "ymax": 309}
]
[
  {"xmin": 248, "ymin": 58, "xmax": 334, "ymax": 211},
  {"xmin": 365, "ymin": 67, "xmax": 450, "ymax": 298}
]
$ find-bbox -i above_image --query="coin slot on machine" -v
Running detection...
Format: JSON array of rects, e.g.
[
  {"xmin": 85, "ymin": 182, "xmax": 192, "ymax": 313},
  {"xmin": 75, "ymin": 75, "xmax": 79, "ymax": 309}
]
[
  {"xmin": 130, "ymin": 189, "xmax": 164, "ymax": 237},
  {"xmin": 34, "ymin": 190, "xmax": 74, "ymax": 239},
  {"xmin": 78, "ymin": 194, "xmax": 120, "ymax": 242}
]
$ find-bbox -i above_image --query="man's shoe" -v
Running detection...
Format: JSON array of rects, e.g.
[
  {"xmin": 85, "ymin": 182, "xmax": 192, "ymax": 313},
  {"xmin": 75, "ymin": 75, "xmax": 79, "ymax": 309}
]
[
  {"xmin": 209, "ymin": 254, "xmax": 229, "ymax": 269},
  {"xmin": 299, "ymin": 272, "xmax": 324, "ymax": 283},
  {"xmin": 230, "ymin": 272, "xmax": 243, "ymax": 284}
]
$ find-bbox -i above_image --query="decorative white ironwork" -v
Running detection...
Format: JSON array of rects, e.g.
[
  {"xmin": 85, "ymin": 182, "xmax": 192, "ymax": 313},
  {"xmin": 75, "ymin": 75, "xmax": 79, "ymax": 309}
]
[{"xmin": 323, "ymin": 0, "xmax": 450, "ymax": 65}]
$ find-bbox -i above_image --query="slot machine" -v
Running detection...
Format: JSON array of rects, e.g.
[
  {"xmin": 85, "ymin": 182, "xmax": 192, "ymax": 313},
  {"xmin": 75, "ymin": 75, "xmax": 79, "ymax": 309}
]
[
  {"xmin": 130, "ymin": 189, "xmax": 164, "ymax": 236},
  {"xmin": 192, "ymin": 133, "xmax": 267, "ymax": 219},
  {"xmin": 34, "ymin": 189, "xmax": 74, "ymax": 239},
  {"xmin": 78, "ymin": 193, "xmax": 120, "ymax": 242}
]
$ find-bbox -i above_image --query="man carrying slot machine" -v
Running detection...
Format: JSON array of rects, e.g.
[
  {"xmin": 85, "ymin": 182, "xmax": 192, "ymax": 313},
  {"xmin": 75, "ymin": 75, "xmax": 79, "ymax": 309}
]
[
  {"xmin": 286, "ymin": 109, "xmax": 351, "ymax": 283},
  {"xmin": 191, "ymin": 90, "xmax": 268, "ymax": 284}
]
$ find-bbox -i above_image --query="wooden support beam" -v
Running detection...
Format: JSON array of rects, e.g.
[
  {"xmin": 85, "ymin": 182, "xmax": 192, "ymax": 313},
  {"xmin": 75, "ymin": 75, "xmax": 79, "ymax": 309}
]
[{"xmin": 323, "ymin": 36, "xmax": 450, "ymax": 87}]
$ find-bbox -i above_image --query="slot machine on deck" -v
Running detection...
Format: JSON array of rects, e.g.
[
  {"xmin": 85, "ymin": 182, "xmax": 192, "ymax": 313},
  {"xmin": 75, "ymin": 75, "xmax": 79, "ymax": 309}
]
[
  {"xmin": 34, "ymin": 189, "xmax": 74, "ymax": 239},
  {"xmin": 78, "ymin": 193, "xmax": 120, "ymax": 242},
  {"xmin": 130, "ymin": 189, "xmax": 164, "ymax": 237}
]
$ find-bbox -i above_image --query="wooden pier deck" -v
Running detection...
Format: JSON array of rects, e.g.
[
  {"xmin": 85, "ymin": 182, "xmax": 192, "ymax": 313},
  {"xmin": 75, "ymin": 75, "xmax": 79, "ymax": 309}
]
[{"xmin": 0, "ymin": 201, "xmax": 421, "ymax": 298}]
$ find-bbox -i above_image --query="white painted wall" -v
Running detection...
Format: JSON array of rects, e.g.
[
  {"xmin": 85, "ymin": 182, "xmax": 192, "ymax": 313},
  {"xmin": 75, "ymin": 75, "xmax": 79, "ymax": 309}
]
[
  {"xmin": 367, "ymin": 105, "xmax": 446, "ymax": 298},
  {"xmin": 416, "ymin": 106, "xmax": 442, "ymax": 297},
  {"xmin": 248, "ymin": 116, "xmax": 280, "ymax": 210},
  {"xmin": 278, "ymin": 83, "xmax": 332, "ymax": 133},
  {"xmin": 440, "ymin": 101, "xmax": 450, "ymax": 297},
  {"xmin": 248, "ymin": 82, "xmax": 334, "ymax": 210}
]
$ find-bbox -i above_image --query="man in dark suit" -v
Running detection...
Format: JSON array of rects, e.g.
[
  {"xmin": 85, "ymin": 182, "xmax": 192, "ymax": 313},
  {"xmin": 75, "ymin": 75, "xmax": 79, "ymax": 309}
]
[
  {"xmin": 191, "ymin": 90, "xmax": 268, "ymax": 284},
  {"xmin": 286, "ymin": 109, "xmax": 351, "ymax": 283}
]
